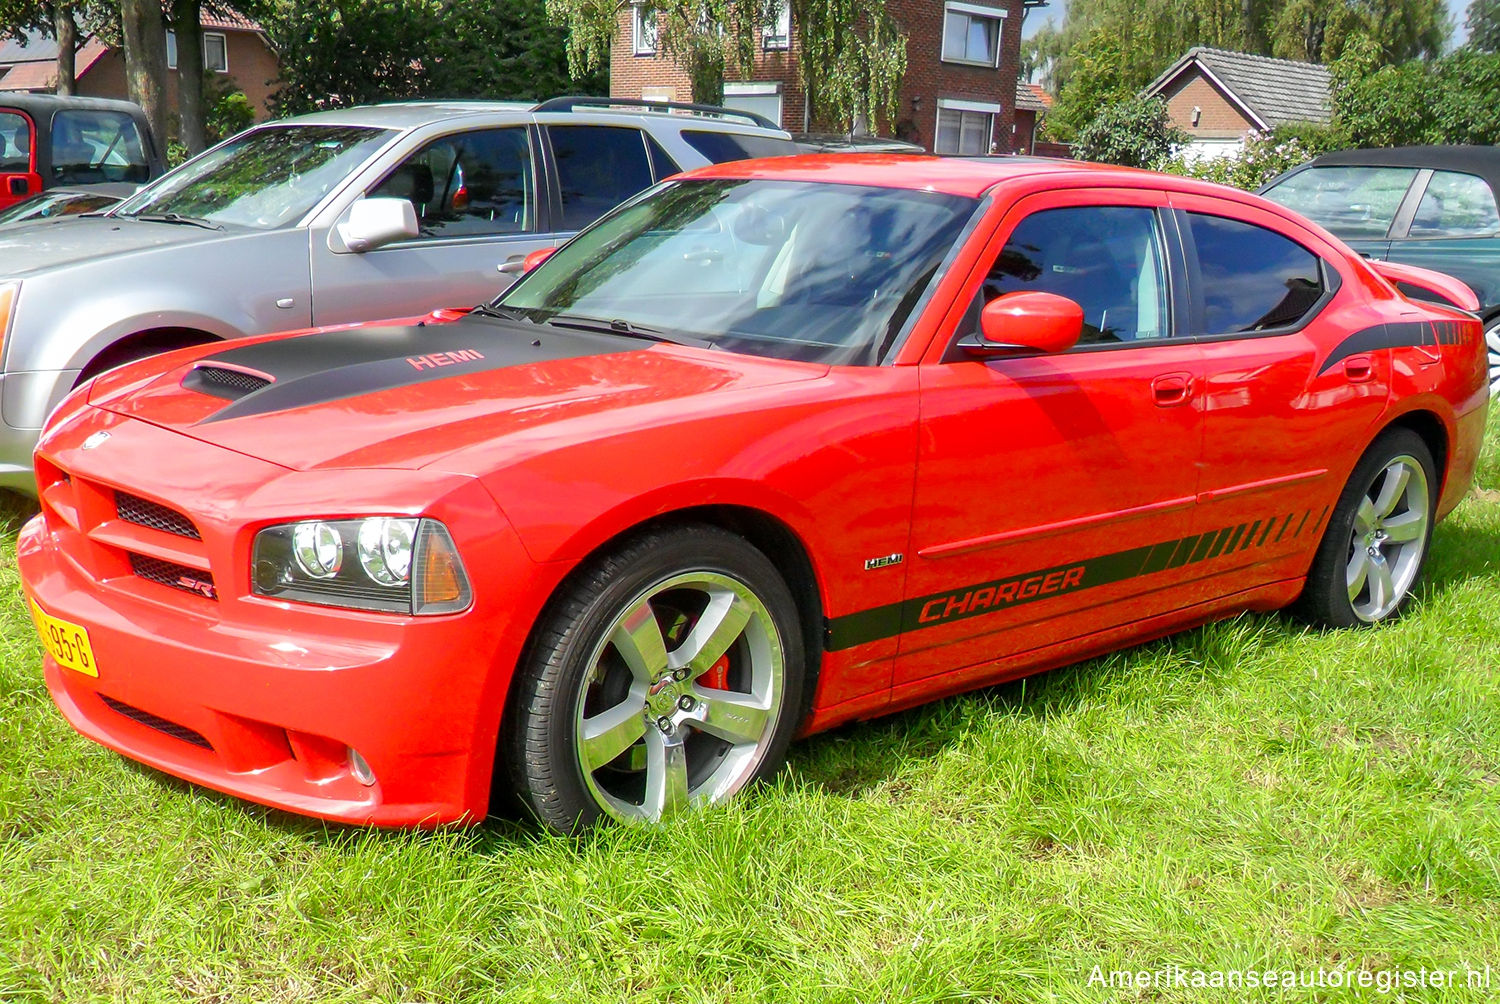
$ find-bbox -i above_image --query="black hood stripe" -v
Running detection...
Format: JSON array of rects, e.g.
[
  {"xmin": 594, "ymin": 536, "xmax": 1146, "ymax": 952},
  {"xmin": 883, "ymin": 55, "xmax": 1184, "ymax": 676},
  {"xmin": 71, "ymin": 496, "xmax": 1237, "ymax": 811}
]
[{"xmin": 191, "ymin": 315, "xmax": 649, "ymax": 424}]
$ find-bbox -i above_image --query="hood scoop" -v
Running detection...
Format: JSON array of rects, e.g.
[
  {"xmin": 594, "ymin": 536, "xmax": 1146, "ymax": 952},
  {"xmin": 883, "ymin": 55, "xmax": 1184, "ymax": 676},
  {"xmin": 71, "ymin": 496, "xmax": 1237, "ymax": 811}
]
[{"xmin": 183, "ymin": 365, "xmax": 273, "ymax": 401}]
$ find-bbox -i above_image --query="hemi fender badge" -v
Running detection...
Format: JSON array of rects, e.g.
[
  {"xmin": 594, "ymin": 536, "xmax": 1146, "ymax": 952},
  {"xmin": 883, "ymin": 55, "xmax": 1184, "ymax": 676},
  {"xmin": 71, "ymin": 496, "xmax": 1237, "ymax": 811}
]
[{"xmin": 865, "ymin": 553, "xmax": 903, "ymax": 570}]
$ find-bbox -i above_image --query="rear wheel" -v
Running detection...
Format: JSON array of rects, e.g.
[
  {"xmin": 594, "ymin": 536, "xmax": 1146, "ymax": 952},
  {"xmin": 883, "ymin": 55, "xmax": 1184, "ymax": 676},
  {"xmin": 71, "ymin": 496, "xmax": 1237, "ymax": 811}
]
[
  {"xmin": 1485, "ymin": 314, "xmax": 1500, "ymax": 394},
  {"xmin": 506, "ymin": 525, "xmax": 805, "ymax": 834},
  {"xmin": 1294, "ymin": 428, "xmax": 1436, "ymax": 627}
]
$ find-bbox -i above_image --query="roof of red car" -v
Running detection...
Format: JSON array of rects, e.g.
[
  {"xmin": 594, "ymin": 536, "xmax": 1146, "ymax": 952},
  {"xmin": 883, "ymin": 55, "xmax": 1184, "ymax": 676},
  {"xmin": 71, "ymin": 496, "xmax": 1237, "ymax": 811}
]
[{"xmin": 681, "ymin": 154, "xmax": 1145, "ymax": 198}]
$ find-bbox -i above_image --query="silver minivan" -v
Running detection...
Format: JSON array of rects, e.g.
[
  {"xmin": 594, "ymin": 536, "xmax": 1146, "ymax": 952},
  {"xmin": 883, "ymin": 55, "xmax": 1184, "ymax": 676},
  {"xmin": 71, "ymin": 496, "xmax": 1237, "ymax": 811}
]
[{"xmin": 0, "ymin": 97, "xmax": 796, "ymax": 492}]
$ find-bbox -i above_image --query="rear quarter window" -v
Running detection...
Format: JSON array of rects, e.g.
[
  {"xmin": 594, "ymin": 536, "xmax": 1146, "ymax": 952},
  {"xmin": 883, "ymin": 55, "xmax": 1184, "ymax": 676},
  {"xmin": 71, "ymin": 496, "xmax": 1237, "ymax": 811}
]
[
  {"xmin": 1408, "ymin": 170, "xmax": 1500, "ymax": 237},
  {"xmin": 681, "ymin": 130, "xmax": 799, "ymax": 164}
]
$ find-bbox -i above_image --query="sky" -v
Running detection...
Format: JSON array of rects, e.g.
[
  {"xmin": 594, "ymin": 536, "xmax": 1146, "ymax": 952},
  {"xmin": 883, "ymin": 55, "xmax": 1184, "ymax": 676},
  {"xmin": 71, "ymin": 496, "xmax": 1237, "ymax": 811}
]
[{"xmin": 1020, "ymin": 0, "xmax": 1472, "ymax": 46}]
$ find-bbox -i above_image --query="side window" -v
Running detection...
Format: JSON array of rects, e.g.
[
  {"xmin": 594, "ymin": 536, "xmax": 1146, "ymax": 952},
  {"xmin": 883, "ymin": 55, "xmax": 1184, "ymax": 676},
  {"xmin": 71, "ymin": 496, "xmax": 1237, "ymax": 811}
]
[
  {"xmin": 548, "ymin": 126, "xmax": 654, "ymax": 230},
  {"xmin": 1260, "ymin": 166, "xmax": 1417, "ymax": 240},
  {"xmin": 369, "ymin": 128, "xmax": 534, "ymax": 240},
  {"xmin": 1408, "ymin": 170, "xmax": 1500, "ymax": 237},
  {"xmin": 681, "ymin": 130, "xmax": 799, "ymax": 164},
  {"xmin": 969, "ymin": 205, "xmax": 1170, "ymax": 346},
  {"xmin": 1188, "ymin": 213, "xmax": 1324, "ymax": 334},
  {"xmin": 0, "ymin": 112, "xmax": 30, "ymax": 173},
  {"xmin": 645, "ymin": 133, "xmax": 681, "ymax": 181}
]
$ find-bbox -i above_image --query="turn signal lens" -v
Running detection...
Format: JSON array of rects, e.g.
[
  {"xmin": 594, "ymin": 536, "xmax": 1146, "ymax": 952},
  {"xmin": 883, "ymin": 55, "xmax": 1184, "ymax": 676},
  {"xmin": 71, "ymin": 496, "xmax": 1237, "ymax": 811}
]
[
  {"xmin": 0, "ymin": 281, "xmax": 19, "ymax": 365},
  {"xmin": 413, "ymin": 521, "xmax": 472, "ymax": 615}
]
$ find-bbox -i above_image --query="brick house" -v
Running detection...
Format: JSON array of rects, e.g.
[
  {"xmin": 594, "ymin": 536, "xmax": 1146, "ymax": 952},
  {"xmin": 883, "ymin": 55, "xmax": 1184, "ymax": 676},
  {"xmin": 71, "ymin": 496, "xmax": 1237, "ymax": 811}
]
[
  {"xmin": 1142, "ymin": 47, "xmax": 1331, "ymax": 161},
  {"xmin": 611, "ymin": 0, "xmax": 1047, "ymax": 154},
  {"xmin": 0, "ymin": 10, "xmax": 280, "ymax": 121}
]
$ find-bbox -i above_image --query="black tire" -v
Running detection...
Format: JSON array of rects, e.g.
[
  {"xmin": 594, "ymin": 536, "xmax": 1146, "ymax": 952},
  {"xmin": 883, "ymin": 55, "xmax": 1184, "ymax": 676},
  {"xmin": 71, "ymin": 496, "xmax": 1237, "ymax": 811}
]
[
  {"xmin": 504, "ymin": 524, "xmax": 806, "ymax": 834},
  {"xmin": 1293, "ymin": 427, "xmax": 1437, "ymax": 628}
]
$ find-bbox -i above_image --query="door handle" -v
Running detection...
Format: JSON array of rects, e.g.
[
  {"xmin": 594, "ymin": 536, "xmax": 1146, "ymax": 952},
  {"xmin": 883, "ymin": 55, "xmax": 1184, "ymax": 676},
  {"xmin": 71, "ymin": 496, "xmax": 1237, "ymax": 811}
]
[
  {"xmin": 1151, "ymin": 372, "xmax": 1193, "ymax": 407},
  {"xmin": 497, "ymin": 254, "xmax": 527, "ymax": 275},
  {"xmin": 1343, "ymin": 354, "xmax": 1374, "ymax": 382}
]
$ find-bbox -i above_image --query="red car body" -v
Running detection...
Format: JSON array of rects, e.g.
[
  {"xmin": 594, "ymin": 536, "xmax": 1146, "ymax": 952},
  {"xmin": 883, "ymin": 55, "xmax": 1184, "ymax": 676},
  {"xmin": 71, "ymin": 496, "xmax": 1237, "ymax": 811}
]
[{"xmin": 16, "ymin": 156, "xmax": 1490, "ymax": 826}]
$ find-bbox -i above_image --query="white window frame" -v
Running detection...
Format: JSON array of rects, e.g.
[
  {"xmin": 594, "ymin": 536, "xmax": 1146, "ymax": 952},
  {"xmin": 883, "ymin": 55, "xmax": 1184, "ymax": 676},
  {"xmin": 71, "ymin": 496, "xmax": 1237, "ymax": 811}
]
[
  {"xmin": 723, "ymin": 81, "xmax": 783, "ymax": 128},
  {"xmin": 763, "ymin": 1, "xmax": 790, "ymax": 51},
  {"xmin": 633, "ymin": 3, "xmax": 658, "ymax": 56},
  {"xmin": 934, "ymin": 97, "xmax": 999, "ymax": 155},
  {"xmin": 941, "ymin": 1, "xmax": 1006, "ymax": 69},
  {"xmin": 203, "ymin": 31, "xmax": 228, "ymax": 74},
  {"xmin": 165, "ymin": 29, "xmax": 229, "ymax": 73}
]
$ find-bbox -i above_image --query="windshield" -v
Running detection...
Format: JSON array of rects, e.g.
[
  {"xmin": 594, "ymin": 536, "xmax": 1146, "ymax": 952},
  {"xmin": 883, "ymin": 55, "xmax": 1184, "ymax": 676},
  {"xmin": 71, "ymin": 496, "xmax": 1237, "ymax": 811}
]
[
  {"xmin": 498, "ymin": 179, "xmax": 977, "ymax": 365},
  {"xmin": 115, "ymin": 124, "xmax": 395, "ymax": 229}
]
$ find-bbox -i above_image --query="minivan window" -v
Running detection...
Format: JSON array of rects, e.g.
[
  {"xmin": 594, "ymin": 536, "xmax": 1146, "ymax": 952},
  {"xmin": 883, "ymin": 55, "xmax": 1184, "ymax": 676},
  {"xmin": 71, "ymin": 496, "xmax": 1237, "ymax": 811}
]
[
  {"xmin": 52, "ymin": 110, "xmax": 150, "ymax": 184},
  {"xmin": 1189, "ymin": 213, "xmax": 1324, "ymax": 333},
  {"xmin": 0, "ymin": 112, "xmax": 30, "ymax": 173},
  {"xmin": 1261, "ymin": 165, "xmax": 1417, "ymax": 239},
  {"xmin": 117, "ymin": 125, "xmax": 395, "ymax": 229},
  {"xmin": 549, "ymin": 125, "xmax": 654, "ymax": 230}
]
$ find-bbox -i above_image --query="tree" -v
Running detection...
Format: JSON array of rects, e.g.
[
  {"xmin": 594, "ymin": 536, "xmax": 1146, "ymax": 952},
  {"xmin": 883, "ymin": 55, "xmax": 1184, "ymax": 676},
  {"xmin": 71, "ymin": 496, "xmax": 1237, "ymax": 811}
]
[
  {"xmin": 0, "ymin": 1, "xmax": 101, "ymax": 95},
  {"xmin": 1468, "ymin": 0, "xmax": 1500, "ymax": 52},
  {"xmin": 1331, "ymin": 42, "xmax": 1500, "ymax": 147},
  {"xmin": 119, "ymin": 0, "xmax": 169, "ymax": 143},
  {"xmin": 1073, "ymin": 95, "xmax": 1185, "ymax": 168},
  {"xmin": 167, "ymin": 0, "xmax": 205, "ymax": 154}
]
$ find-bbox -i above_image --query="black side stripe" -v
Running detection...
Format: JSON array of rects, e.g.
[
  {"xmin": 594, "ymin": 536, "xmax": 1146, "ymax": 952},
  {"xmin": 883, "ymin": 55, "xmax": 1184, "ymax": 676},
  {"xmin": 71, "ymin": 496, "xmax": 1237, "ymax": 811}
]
[
  {"xmin": 825, "ymin": 509, "xmax": 1314, "ymax": 651},
  {"xmin": 1317, "ymin": 320, "xmax": 1448, "ymax": 376}
]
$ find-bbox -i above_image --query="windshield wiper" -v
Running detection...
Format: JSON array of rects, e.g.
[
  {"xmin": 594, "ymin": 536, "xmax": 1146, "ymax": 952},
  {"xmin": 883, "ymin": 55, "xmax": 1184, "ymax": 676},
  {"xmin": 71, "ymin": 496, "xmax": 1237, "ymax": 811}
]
[
  {"xmin": 468, "ymin": 302, "xmax": 524, "ymax": 321},
  {"xmin": 128, "ymin": 212, "xmax": 223, "ymax": 231},
  {"xmin": 545, "ymin": 313, "xmax": 711, "ymax": 348}
]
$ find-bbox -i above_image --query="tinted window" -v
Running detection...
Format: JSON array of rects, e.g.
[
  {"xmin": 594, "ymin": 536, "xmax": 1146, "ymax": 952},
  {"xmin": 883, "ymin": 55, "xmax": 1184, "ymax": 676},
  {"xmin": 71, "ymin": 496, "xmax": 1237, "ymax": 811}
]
[
  {"xmin": 646, "ymin": 133, "xmax": 681, "ymax": 180},
  {"xmin": 369, "ymin": 128, "xmax": 534, "ymax": 240},
  {"xmin": 681, "ymin": 130, "xmax": 798, "ymax": 164},
  {"xmin": 973, "ymin": 206, "xmax": 1170, "ymax": 345},
  {"xmin": 500, "ymin": 179, "xmax": 976, "ymax": 365},
  {"xmin": 1408, "ymin": 170, "xmax": 1500, "ymax": 237},
  {"xmin": 1189, "ymin": 213, "xmax": 1324, "ymax": 333},
  {"xmin": 1261, "ymin": 166, "xmax": 1417, "ymax": 239},
  {"xmin": 51, "ymin": 110, "xmax": 150, "ymax": 184},
  {"xmin": 0, "ymin": 112, "xmax": 30, "ymax": 173},
  {"xmin": 549, "ymin": 126, "xmax": 654, "ymax": 230}
]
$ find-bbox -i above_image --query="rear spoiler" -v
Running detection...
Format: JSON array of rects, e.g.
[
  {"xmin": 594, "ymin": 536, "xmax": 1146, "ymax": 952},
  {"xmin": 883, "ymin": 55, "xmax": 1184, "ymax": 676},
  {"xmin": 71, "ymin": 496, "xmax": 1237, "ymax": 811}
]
[{"xmin": 1368, "ymin": 259, "xmax": 1480, "ymax": 312}]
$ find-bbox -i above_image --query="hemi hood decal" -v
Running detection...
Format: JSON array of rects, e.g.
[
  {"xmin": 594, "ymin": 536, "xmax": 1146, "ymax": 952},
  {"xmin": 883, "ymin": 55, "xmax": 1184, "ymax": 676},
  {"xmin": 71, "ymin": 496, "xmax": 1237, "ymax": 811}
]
[
  {"xmin": 1317, "ymin": 319, "xmax": 1466, "ymax": 375},
  {"xmin": 191, "ymin": 315, "xmax": 649, "ymax": 424}
]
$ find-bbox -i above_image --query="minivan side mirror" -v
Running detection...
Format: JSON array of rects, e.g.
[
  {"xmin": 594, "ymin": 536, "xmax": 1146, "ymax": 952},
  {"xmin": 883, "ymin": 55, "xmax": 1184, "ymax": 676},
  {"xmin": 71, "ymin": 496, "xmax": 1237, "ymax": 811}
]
[
  {"xmin": 967, "ymin": 291, "xmax": 1084, "ymax": 356},
  {"xmin": 338, "ymin": 197, "xmax": 419, "ymax": 253}
]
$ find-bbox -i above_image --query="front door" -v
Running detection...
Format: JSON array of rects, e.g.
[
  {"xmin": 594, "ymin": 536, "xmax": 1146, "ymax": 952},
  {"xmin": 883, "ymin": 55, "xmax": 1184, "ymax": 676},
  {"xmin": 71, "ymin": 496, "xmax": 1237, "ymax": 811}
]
[
  {"xmin": 310, "ymin": 125, "xmax": 554, "ymax": 325},
  {"xmin": 897, "ymin": 191, "xmax": 1206, "ymax": 686},
  {"xmin": 0, "ymin": 108, "xmax": 38, "ymax": 208}
]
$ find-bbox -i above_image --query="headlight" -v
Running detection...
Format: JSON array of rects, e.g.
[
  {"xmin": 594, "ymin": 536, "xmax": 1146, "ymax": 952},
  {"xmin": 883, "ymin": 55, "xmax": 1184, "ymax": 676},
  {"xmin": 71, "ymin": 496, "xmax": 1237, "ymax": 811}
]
[{"xmin": 252, "ymin": 517, "xmax": 472, "ymax": 615}]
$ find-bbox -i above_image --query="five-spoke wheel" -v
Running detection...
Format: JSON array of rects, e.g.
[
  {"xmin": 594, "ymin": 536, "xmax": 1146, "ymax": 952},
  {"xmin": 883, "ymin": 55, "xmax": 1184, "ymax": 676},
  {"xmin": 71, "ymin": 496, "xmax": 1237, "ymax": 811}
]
[{"xmin": 506, "ymin": 525, "xmax": 804, "ymax": 834}]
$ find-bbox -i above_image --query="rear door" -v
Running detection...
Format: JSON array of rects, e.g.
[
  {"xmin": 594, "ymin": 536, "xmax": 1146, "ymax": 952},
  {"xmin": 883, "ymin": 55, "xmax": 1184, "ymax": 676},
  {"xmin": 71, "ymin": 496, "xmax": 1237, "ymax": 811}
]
[
  {"xmin": 540, "ymin": 122, "xmax": 673, "ymax": 236},
  {"xmin": 1176, "ymin": 194, "xmax": 1393, "ymax": 584},
  {"xmin": 310, "ymin": 125, "xmax": 553, "ymax": 324},
  {"xmin": 896, "ymin": 189, "xmax": 1206, "ymax": 686},
  {"xmin": 0, "ymin": 108, "xmax": 38, "ymax": 207}
]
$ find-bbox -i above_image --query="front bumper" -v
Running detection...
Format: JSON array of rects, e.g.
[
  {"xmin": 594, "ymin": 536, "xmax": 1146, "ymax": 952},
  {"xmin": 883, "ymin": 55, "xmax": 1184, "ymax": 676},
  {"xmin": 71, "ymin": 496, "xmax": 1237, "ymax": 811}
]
[{"xmin": 17, "ymin": 407, "xmax": 555, "ymax": 826}]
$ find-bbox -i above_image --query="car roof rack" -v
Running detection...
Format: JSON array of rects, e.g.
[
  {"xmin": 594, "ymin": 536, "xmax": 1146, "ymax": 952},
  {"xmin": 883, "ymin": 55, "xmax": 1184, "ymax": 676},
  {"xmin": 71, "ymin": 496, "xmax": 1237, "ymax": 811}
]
[{"xmin": 531, "ymin": 95, "xmax": 780, "ymax": 132}]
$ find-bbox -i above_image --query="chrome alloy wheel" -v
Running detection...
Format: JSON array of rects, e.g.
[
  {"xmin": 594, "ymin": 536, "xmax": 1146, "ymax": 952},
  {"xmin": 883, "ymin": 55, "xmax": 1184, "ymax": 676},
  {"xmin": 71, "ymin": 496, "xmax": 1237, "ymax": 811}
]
[
  {"xmin": 573, "ymin": 572, "xmax": 786, "ymax": 823},
  {"xmin": 1486, "ymin": 316, "xmax": 1500, "ymax": 394},
  {"xmin": 1346, "ymin": 454, "xmax": 1431, "ymax": 622}
]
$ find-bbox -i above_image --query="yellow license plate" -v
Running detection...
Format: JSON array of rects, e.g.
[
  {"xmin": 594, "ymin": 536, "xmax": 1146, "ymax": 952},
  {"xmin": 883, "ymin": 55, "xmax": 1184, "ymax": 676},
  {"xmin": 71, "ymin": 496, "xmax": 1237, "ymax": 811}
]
[{"xmin": 29, "ymin": 599, "xmax": 98, "ymax": 678}]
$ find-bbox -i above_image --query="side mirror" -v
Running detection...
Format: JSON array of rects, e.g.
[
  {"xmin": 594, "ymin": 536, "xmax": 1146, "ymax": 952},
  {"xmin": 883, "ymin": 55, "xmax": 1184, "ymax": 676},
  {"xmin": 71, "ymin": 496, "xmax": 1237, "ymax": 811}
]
[
  {"xmin": 969, "ymin": 291, "xmax": 1084, "ymax": 356},
  {"xmin": 337, "ymin": 197, "xmax": 419, "ymax": 253},
  {"xmin": 522, "ymin": 246, "xmax": 557, "ymax": 273}
]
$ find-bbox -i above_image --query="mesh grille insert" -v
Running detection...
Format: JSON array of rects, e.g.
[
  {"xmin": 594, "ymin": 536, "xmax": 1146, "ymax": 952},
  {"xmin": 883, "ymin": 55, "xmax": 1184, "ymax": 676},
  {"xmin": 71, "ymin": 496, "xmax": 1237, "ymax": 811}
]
[
  {"xmin": 100, "ymin": 695, "xmax": 213, "ymax": 750},
  {"xmin": 130, "ymin": 553, "xmax": 217, "ymax": 600},
  {"xmin": 116, "ymin": 492, "xmax": 201, "ymax": 540},
  {"xmin": 185, "ymin": 365, "xmax": 272, "ymax": 400}
]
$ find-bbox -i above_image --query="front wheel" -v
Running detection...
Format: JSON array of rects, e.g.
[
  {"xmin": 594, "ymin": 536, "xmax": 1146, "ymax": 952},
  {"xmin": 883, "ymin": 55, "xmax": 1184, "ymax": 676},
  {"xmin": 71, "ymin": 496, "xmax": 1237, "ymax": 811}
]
[
  {"xmin": 505, "ymin": 525, "xmax": 805, "ymax": 834},
  {"xmin": 1294, "ymin": 428, "xmax": 1436, "ymax": 628}
]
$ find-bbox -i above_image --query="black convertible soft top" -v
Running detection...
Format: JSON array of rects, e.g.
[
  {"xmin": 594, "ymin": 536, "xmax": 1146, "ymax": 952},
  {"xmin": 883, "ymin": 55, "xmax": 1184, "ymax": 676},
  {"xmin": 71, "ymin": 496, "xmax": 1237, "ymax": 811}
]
[{"xmin": 1302, "ymin": 145, "xmax": 1500, "ymax": 193}]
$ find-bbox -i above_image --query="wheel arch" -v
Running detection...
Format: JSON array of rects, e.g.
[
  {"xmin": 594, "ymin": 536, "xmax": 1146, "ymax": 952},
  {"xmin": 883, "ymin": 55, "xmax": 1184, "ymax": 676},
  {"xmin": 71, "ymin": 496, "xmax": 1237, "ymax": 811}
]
[{"xmin": 73, "ymin": 326, "xmax": 224, "ymax": 385}]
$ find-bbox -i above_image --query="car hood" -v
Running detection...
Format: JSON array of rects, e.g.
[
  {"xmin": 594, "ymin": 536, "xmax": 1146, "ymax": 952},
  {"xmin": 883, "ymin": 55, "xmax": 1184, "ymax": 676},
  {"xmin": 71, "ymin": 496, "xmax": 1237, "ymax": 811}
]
[
  {"xmin": 0, "ymin": 214, "xmax": 213, "ymax": 274},
  {"xmin": 92, "ymin": 314, "xmax": 829, "ymax": 474}
]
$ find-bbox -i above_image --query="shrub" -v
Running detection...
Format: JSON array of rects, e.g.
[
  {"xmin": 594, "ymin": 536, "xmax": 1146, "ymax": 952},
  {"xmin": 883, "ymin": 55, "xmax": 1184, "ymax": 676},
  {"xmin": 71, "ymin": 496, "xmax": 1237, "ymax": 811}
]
[{"xmin": 1073, "ymin": 96, "xmax": 1186, "ymax": 169}]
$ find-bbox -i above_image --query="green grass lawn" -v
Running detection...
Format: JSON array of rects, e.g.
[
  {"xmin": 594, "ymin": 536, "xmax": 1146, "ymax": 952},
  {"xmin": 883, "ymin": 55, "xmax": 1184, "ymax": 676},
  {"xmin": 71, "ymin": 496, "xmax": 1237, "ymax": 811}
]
[{"xmin": 3, "ymin": 418, "xmax": 1499, "ymax": 1003}]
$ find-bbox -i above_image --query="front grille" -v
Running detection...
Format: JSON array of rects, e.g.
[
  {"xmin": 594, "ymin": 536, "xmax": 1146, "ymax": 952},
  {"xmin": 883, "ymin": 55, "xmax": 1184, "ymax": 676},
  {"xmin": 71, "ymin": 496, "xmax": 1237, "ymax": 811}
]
[
  {"xmin": 100, "ymin": 695, "xmax": 213, "ymax": 750},
  {"xmin": 116, "ymin": 492, "xmax": 201, "ymax": 540},
  {"xmin": 184, "ymin": 365, "xmax": 271, "ymax": 399},
  {"xmin": 130, "ymin": 553, "xmax": 217, "ymax": 600}
]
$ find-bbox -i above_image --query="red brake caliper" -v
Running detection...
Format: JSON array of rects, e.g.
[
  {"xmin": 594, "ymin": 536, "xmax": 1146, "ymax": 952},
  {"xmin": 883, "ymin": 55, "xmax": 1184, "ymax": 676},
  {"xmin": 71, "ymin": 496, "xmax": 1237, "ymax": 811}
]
[{"xmin": 702, "ymin": 653, "xmax": 730, "ymax": 690}]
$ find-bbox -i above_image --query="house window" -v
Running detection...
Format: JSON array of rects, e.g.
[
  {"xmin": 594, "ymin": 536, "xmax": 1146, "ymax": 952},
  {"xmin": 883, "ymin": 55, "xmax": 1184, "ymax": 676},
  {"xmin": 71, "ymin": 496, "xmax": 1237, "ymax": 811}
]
[
  {"xmin": 763, "ymin": 2, "xmax": 790, "ymax": 50},
  {"xmin": 934, "ymin": 99, "xmax": 997, "ymax": 155},
  {"xmin": 722, "ymin": 81, "xmax": 783, "ymax": 128},
  {"xmin": 204, "ymin": 32, "xmax": 228, "ymax": 73},
  {"xmin": 165, "ymin": 30, "xmax": 229, "ymax": 72},
  {"xmin": 633, "ymin": 3, "xmax": 658, "ymax": 55},
  {"xmin": 941, "ymin": 2, "xmax": 1004, "ymax": 67}
]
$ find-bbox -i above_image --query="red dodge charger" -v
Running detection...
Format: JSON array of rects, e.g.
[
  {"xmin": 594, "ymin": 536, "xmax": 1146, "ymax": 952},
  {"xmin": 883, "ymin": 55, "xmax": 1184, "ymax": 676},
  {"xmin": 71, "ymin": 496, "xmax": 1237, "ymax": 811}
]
[{"xmin": 17, "ymin": 156, "xmax": 1490, "ymax": 833}]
